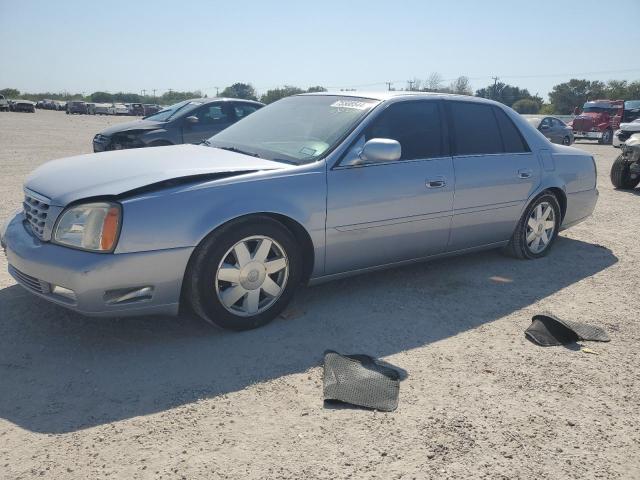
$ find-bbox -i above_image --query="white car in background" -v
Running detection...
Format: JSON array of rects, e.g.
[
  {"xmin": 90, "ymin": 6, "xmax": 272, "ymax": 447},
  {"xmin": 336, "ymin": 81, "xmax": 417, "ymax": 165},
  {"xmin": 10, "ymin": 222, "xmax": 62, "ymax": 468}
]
[
  {"xmin": 613, "ymin": 118, "xmax": 640, "ymax": 147},
  {"xmin": 113, "ymin": 103, "xmax": 129, "ymax": 115}
]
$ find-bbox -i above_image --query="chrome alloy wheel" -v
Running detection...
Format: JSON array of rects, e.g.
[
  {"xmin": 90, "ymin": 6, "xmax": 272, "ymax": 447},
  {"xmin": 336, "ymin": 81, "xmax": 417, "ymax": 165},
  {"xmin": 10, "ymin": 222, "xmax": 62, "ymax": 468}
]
[
  {"xmin": 526, "ymin": 202, "xmax": 556, "ymax": 254},
  {"xmin": 215, "ymin": 235, "xmax": 289, "ymax": 317}
]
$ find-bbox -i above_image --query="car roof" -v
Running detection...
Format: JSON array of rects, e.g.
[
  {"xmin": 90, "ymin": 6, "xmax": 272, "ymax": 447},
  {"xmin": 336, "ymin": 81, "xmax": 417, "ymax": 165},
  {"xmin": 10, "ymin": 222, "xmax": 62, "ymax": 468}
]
[
  {"xmin": 297, "ymin": 90, "xmax": 501, "ymax": 105},
  {"xmin": 189, "ymin": 97, "xmax": 264, "ymax": 106}
]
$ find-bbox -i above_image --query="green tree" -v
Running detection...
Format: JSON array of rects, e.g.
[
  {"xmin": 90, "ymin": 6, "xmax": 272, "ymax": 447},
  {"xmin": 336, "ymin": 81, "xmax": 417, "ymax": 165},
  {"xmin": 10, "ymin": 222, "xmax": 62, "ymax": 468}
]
[
  {"xmin": 548, "ymin": 79, "xmax": 607, "ymax": 114},
  {"xmin": 90, "ymin": 91, "xmax": 114, "ymax": 103},
  {"xmin": 260, "ymin": 85, "xmax": 305, "ymax": 104},
  {"xmin": 113, "ymin": 92, "xmax": 143, "ymax": 103},
  {"xmin": 476, "ymin": 82, "xmax": 541, "ymax": 107},
  {"xmin": 449, "ymin": 76, "xmax": 472, "ymax": 96},
  {"xmin": 306, "ymin": 86, "xmax": 327, "ymax": 93},
  {"xmin": 0, "ymin": 88, "xmax": 20, "ymax": 98},
  {"xmin": 539, "ymin": 103, "xmax": 555, "ymax": 114},
  {"xmin": 512, "ymin": 98, "xmax": 540, "ymax": 114},
  {"xmin": 160, "ymin": 90, "xmax": 202, "ymax": 104},
  {"xmin": 220, "ymin": 83, "xmax": 258, "ymax": 101}
]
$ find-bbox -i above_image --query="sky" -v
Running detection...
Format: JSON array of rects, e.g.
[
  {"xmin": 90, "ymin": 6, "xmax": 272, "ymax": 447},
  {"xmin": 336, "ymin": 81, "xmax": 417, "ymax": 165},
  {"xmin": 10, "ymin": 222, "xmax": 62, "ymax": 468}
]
[{"xmin": 1, "ymin": 0, "xmax": 639, "ymax": 101}]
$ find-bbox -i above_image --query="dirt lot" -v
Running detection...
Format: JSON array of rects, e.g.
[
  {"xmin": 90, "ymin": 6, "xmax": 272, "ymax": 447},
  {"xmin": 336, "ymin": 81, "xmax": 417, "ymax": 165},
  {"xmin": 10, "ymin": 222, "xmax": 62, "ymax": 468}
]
[{"xmin": 0, "ymin": 109, "xmax": 639, "ymax": 479}]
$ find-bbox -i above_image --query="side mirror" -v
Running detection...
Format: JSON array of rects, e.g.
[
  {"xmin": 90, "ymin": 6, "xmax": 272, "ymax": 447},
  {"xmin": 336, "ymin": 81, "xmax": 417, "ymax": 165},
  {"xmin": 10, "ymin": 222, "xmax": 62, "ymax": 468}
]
[
  {"xmin": 185, "ymin": 115, "xmax": 199, "ymax": 125},
  {"xmin": 357, "ymin": 138, "xmax": 401, "ymax": 165}
]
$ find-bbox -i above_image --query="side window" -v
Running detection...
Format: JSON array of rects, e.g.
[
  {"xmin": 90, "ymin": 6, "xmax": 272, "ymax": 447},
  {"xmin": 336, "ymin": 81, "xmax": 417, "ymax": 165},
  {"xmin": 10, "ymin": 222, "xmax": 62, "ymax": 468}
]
[
  {"xmin": 194, "ymin": 104, "xmax": 230, "ymax": 124},
  {"xmin": 234, "ymin": 104, "xmax": 259, "ymax": 119},
  {"xmin": 540, "ymin": 117, "xmax": 552, "ymax": 128},
  {"xmin": 494, "ymin": 107, "xmax": 529, "ymax": 153},
  {"xmin": 364, "ymin": 101, "xmax": 444, "ymax": 160},
  {"xmin": 450, "ymin": 102, "xmax": 503, "ymax": 155}
]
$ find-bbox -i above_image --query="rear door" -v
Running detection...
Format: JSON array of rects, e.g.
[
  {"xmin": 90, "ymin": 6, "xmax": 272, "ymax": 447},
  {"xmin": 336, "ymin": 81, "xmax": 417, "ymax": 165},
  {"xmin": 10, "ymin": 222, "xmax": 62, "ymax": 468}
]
[
  {"xmin": 182, "ymin": 102, "xmax": 235, "ymax": 144},
  {"xmin": 447, "ymin": 101, "xmax": 540, "ymax": 250},
  {"xmin": 325, "ymin": 100, "xmax": 454, "ymax": 274}
]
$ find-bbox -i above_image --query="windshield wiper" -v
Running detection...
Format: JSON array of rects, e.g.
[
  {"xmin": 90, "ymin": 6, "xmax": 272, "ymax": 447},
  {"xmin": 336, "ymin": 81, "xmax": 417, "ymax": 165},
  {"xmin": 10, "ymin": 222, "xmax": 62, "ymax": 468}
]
[
  {"xmin": 216, "ymin": 146, "xmax": 260, "ymax": 158},
  {"xmin": 200, "ymin": 139, "xmax": 211, "ymax": 146}
]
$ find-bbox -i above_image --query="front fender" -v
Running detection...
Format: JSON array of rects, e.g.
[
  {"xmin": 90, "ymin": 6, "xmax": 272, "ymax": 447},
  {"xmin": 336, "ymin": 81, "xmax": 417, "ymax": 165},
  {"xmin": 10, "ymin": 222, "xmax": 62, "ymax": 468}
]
[{"xmin": 115, "ymin": 165, "xmax": 327, "ymax": 274}]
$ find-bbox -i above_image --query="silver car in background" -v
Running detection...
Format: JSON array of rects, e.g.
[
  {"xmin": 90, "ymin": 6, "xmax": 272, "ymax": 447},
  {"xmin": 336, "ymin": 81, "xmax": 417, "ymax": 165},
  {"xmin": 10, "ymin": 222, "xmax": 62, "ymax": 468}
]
[
  {"xmin": 1, "ymin": 92, "xmax": 598, "ymax": 330},
  {"xmin": 527, "ymin": 116, "xmax": 574, "ymax": 145}
]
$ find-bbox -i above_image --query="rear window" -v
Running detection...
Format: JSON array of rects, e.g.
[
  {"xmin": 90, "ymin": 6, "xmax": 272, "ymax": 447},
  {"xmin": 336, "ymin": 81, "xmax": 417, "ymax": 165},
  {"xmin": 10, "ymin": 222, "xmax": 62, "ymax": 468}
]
[
  {"xmin": 450, "ymin": 102, "xmax": 503, "ymax": 155},
  {"xmin": 493, "ymin": 107, "xmax": 529, "ymax": 153}
]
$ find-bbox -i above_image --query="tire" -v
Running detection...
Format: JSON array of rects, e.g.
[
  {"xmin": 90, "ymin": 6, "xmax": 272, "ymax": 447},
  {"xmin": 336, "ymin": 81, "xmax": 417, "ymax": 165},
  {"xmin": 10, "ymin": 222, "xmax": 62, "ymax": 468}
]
[
  {"xmin": 610, "ymin": 154, "xmax": 640, "ymax": 189},
  {"xmin": 183, "ymin": 216, "xmax": 303, "ymax": 330},
  {"xmin": 503, "ymin": 192, "xmax": 561, "ymax": 259},
  {"xmin": 562, "ymin": 136, "xmax": 571, "ymax": 145},
  {"xmin": 599, "ymin": 128, "xmax": 613, "ymax": 145}
]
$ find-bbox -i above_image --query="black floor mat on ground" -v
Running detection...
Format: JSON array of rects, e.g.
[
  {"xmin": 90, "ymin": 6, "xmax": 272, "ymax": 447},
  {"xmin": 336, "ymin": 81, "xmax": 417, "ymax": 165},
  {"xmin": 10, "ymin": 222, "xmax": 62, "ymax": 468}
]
[
  {"xmin": 525, "ymin": 313, "xmax": 610, "ymax": 346},
  {"xmin": 323, "ymin": 351, "xmax": 400, "ymax": 412}
]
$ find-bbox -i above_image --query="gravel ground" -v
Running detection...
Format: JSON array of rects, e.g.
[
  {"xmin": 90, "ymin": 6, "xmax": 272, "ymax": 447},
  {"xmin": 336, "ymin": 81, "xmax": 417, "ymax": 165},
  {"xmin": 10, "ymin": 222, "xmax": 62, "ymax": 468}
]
[{"xmin": 0, "ymin": 110, "xmax": 638, "ymax": 479}]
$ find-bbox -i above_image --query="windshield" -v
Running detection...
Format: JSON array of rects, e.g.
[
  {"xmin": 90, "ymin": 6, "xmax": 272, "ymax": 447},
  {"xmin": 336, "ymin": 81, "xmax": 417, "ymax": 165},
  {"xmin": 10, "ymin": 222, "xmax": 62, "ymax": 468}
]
[
  {"xmin": 582, "ymin": 102, "xmax": 618, "ymax": 114},
  {"xmin": 144, "ymin": 100, "xmax": 203, "ymax": 121},
  {"xmin": 207, "ymin": 95, "xmax": 379, "ymax": 164},
  {"xmin": 625, "ymin": 100, "xmax": 640, "ymax": 111}
]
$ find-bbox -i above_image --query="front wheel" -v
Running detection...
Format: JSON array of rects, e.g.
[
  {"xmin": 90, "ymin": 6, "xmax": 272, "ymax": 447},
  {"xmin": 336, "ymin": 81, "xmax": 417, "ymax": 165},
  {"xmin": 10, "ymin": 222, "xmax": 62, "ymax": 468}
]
[
  {"xmin": 610, "ymin": 154, "xmax": 640, "ymax": 189},
  {"xmin": 562, "ymin": 136, "xmax": 571, "ymax": 145},
  {"xmin": 183, "ymin": 217, "xmax": 303, "ymax": 330},
  {"xmin": 504, "ymin": 193, "xmax": 561, "ymax": 259},
  {"xmin": 599, "ymin": 129, "xmax": 613, "ymax": 145}
]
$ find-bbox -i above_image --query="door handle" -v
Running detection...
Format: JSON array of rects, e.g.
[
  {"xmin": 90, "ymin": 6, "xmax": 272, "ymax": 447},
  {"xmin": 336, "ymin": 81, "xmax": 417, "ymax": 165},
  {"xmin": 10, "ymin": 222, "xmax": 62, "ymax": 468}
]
[
  {"xmin": 518, "ymin": 169, "xmax": 533, "ymax": 179},
  {"xmin": 426, "ymin": 177, "xmax": 446, "ymax": 188}
]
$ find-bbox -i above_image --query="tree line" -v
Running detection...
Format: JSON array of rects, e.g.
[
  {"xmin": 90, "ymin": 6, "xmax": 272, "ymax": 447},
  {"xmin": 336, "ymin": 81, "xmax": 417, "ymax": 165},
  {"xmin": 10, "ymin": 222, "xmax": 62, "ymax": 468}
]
[{"xmin": 2, "ymin": 76, "xmax": 639, "ymax": 115}]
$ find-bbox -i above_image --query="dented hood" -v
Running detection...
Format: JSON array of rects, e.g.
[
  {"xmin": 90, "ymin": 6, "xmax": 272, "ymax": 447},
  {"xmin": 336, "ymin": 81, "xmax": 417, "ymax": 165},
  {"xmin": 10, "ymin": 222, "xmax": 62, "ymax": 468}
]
[{"xmin": 25, "ymin": 144, "xmax": 289, "ymax": 206}]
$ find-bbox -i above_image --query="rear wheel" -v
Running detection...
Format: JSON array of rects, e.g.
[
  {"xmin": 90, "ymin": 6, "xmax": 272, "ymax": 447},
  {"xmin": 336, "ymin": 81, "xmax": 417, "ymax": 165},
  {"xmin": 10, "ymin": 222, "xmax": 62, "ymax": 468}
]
[
  {"xmin": 184, "ymin": 217, "xmax": 302, "ymax": 330},
  {"xmin": 562, "ymin": 136, "xmax": 571, "ymax": 145},
  {"xmin": 610, "ymin": 154, "xmax": 640, "ymax": 189},
  {"xmin": 504, "ymin": 193, "xmax": 561, "ymax": 259}
]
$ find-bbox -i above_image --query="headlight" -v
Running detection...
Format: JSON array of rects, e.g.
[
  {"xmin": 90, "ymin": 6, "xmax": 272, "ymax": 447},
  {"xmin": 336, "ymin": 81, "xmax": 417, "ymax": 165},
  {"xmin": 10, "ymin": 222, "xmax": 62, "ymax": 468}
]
[{"xmin": 53, "ymin": 202, "xmax": 121, "ymax": 252}]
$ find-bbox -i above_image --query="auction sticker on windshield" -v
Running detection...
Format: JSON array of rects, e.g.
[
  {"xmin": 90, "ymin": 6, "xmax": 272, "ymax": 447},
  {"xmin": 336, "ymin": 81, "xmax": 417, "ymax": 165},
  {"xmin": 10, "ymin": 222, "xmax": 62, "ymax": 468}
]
[{"xmin": 330, "ymin": 100, "xmax": 370, "ymax": 110}]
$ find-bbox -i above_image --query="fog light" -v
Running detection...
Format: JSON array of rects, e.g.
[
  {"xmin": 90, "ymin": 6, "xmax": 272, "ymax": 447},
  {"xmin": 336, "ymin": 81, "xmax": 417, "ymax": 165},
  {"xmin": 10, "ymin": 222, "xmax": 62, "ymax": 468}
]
[
  {"xmin": 104, "ymin": 286, "xmax": 153, "ymax": 305},
  {"xmin": 51, "ymin": 285, "xmax": 77, "ymax": 302}
]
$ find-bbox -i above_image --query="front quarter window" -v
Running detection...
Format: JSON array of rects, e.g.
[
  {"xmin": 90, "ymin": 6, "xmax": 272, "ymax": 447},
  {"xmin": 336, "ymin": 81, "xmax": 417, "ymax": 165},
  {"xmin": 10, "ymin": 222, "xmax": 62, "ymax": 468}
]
[{"xmin": 208, "ymin": 95, "xmax": 379, "ymax": 164}]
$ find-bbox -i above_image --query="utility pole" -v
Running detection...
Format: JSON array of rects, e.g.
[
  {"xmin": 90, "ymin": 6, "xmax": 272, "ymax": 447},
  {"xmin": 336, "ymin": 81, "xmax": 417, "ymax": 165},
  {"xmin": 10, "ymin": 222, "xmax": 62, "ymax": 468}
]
[
  {"xmin": 385, "ymin": 81, "xmax": 393, "ymax": 91},
  {"xmin": 491, "ymin": 76, "xmax": 499, "ymax": 99},
  {"xmin": 152, "ymin": 89, "xmax": 156, "ymax": 102},
  {"xmin": 214, "ymin": 86, "xmax": 220, "ymax": 97},
  {"xmin": 407, "ymin": 80, "xmax": 415, "ymax": 91},
  {"xmin": 141, "ymin": 89, "xmax": 146, "ymax": 97}
]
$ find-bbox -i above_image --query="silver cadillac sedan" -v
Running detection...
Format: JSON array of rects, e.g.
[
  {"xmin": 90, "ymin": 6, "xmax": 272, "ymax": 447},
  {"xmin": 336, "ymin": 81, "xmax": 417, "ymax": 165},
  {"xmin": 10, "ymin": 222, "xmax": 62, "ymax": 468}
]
[{"xmin": 1, "ymin": 92, "xmax": 598, "ymax": 330}]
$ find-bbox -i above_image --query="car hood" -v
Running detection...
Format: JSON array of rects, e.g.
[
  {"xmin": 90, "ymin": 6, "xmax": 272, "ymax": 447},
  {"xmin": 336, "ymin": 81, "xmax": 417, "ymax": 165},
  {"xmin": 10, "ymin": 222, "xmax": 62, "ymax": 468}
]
[
  {"xmin": 98, "ymin": 119, "xmax": 166, "ymax": 136},
  {"xmin": 620, "ymin": 121, "xmax": 640, "ymax": 132},
  {"xmin": 25, "ymin": 144, "xmax": 290, "ymax": 206}
]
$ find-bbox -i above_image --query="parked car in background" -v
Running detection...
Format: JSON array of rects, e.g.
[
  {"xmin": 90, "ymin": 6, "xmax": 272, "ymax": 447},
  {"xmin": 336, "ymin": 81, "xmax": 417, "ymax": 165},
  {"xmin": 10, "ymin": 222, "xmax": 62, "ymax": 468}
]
[
  {"xmin": 569, "ymin": 99, "xmax": 623, "ymax": 144},
  {"xmin": 527, "ymin": 116, "xmax": 574, "ymax": 145},
  {"xmin": 86, "ymin": 102, "xmax": 96, "ymax": 115},
  {"xmin": 66, "ymin": 101, "xmax": 88, "ymax": 115},
  {"xmin": 613, "ymin": 118, "xmax": 640, "ymax": 148},
  {"xmin": 9, "ymin": 99, "xmax": 36, "ymax": 113},
  {"xmin": 143, "ymin": 104, "xmax": 162, "ymax": 116},
  {"xmin": 94, "ymin": 103, "xmax": 112, "ymax": 115},
  {"xmin": 93, "ymin": 98, "xmax": 263, "ymax": 152},
  {"xmin": 129, "ymin": 103, "xmax": 144, "ymax": 116},
  {"xmin": 622, "ymin": 100, "xmax": 640, "ymax": 123},
  {"xmin": 610, "ymin": 132, "xmax": 640, "ymax": 189},
  {"xmin": 55, "ymin": 101, "xmax": 67, "ymax": 111},
  {"xmin": 113, "ymin": 103, "xmax": 129, "ymax": 115},
  {"xmin": 0, "ymin": 94, "xmax": 9, "ymax": 111},
  {"xmin": 2, "ymin": 93, "xmax": 598, "ymax": 331}
]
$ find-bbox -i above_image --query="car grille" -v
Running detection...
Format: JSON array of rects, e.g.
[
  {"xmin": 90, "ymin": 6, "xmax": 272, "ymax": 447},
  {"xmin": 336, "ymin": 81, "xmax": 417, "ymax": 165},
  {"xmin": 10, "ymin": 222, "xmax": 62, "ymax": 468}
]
[
  {"xmin": 8, "ymin": 265, "xmax": 46, "ymax": 294},
  {"xmin": 23, "ymin": 192, "xmax": 50, "ymax": 239},
  {"xmin": 572, "ymin": 118, "xmax": 592, "ymax": 131}
]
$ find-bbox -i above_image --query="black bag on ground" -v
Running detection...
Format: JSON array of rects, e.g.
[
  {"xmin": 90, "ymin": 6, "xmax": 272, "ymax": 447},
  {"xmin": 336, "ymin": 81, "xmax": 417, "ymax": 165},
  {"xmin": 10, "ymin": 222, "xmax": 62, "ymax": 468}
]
[
  {"xmin": 323, "ymin": 351, "xmax": 400, "ymax": 412},
  {"xmin": 525, "ymin": 313, "xmax": 610, "ymax": 346}
]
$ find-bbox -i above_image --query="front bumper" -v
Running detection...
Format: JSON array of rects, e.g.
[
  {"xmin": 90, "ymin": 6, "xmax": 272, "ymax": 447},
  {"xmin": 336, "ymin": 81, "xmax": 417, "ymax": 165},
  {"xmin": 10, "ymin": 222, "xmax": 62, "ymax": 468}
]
[
  {"xmin": 2, "ymin": 213, "xmax": 193, "ymax": 317},
  {"xmin": 573, "ymin": 130, "xmax": 602, "ymax": 140}
]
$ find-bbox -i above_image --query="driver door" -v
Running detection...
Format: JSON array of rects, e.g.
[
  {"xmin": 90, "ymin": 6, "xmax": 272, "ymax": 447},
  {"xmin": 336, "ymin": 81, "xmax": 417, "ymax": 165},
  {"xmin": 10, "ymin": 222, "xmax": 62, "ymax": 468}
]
[
  {"xmin": 182, "ymin": 103, "xmax": 234, "ymax": 144},
  {"xmin": 324, "ymin": 100, "xmax": 454, "ymax": 275}
]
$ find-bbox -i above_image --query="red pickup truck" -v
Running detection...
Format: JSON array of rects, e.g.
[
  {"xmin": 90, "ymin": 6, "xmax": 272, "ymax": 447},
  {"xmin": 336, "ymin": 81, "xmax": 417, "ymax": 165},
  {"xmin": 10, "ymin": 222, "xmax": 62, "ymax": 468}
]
[{"xmin": 570, "ymin": 99, "xmax": 623, "ymax": 144}]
